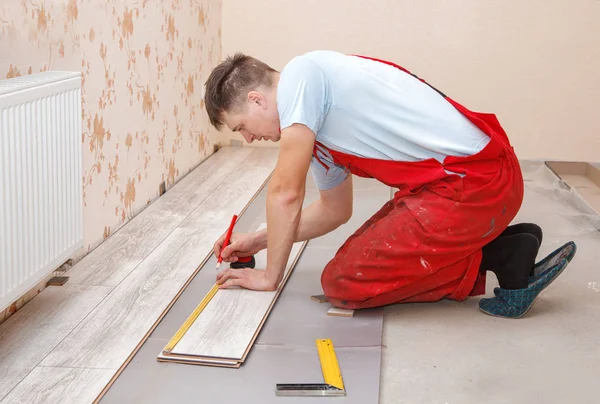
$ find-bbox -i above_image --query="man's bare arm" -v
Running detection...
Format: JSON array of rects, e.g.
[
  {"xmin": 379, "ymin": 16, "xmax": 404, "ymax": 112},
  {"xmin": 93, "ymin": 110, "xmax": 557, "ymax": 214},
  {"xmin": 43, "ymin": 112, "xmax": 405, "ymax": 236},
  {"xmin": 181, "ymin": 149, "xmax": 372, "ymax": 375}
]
[
  {"xmin": 263, "ymin": 123, "xmax": 315, "ymax": 287},
  {"xmin": 254, "ymin": 174, "xmax": 353, "ymax": 250}
]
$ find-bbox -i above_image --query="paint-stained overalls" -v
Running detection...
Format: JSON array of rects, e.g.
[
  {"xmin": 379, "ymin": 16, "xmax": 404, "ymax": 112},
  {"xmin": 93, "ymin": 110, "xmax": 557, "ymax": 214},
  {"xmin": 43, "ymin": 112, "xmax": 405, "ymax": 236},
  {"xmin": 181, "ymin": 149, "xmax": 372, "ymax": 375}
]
[{"xmin": 314, "ymin": 56, "xmax": 524, "ymax": 309}]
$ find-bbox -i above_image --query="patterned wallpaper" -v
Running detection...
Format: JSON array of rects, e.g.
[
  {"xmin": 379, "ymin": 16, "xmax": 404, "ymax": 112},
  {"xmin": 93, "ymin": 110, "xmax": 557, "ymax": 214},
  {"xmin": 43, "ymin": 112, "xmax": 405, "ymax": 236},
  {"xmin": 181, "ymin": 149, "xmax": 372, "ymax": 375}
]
[{"xmin": 0, "ymin": 0, "xmax": 222, "ymax": 255}]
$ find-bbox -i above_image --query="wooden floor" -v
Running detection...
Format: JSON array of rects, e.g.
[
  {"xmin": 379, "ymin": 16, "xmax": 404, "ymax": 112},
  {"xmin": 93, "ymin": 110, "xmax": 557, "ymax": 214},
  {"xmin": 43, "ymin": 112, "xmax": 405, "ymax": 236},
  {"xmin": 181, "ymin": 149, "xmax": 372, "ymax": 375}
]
[{"xmin": 0, "ymin": 147, "xmax": 279, "ymax": 404}]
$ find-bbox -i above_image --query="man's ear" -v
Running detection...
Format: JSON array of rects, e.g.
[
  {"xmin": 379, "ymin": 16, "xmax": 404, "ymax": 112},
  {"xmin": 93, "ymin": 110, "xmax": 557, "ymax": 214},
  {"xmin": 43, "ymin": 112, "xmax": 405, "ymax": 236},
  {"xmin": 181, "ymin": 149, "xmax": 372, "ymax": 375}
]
[{"xmin": 247, "ymin": 91, "xmax": 266, "ymax": 108}]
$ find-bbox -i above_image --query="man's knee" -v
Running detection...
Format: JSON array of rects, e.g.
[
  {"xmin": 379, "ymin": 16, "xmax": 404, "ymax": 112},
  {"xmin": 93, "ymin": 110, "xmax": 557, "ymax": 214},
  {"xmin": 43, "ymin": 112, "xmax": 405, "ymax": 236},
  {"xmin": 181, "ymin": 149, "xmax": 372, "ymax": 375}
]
[
  {"xmin": 320, "ymin": 257, "xmax": 358, "ymax": 304},
  {"xmin": 321, "ymin": 263, "xmax": 360, "ymax": 309},
  {"xmin": 321, "ymin": 259, "xmax": 340, "ymax": 298}
]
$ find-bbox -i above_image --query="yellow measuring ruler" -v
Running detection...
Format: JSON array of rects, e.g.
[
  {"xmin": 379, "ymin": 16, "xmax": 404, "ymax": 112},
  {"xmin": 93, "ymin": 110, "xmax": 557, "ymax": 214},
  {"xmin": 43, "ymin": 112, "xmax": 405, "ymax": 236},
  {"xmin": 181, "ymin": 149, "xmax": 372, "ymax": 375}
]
[
  {"xmin": 316, "ymin": 338, "xmax": 345, "ymax": 391},
  {"xmin": 276, "ymin": 338, "xmax": 346, "ymax": 397},
  {"xmin": 162, "ymin": 283, "xmax": 219, "ymax": 354}
]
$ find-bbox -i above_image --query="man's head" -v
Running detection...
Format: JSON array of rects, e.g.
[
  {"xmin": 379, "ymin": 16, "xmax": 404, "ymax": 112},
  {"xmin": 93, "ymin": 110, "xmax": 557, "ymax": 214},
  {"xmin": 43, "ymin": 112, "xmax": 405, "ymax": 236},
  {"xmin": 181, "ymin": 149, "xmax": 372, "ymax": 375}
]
[{"xmin": 204, "ymin": 53, "xmax": 281, "ymax": 143}]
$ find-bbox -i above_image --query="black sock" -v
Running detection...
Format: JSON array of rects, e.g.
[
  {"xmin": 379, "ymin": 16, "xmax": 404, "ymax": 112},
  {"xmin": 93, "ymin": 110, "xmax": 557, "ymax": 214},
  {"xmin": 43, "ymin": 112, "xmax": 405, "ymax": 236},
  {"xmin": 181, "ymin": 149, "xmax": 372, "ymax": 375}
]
[
  {"xmin": 480, "ymin": 233, "xmax": 540, "ymax": 289},
  {"xmin": 497, "ymin": 223, "xmax": 543, "ymax": 244},
  {"xmin": 496, "ymin": 223, "xmax": 543, "ymax": 276}
]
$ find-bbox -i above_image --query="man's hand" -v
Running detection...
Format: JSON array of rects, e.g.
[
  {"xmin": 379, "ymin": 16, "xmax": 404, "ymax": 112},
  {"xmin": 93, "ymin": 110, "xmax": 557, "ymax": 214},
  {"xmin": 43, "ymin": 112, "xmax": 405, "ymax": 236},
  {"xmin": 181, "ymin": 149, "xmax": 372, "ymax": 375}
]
[
  {"xmin": 216, "ymin": 267, "xmax": 277, "ymax": 291},
  {"xmin": 213, "ymin": 231, "xmax": 265, "ymax": 263}
]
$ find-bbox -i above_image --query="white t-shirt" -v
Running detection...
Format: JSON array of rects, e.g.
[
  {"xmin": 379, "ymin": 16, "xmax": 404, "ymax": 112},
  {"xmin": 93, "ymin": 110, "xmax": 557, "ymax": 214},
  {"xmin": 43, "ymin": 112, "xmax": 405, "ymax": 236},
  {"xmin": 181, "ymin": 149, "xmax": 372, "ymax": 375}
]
[{"xmin": 277, "ymin": 50, "xmax": 491, "ymax": 190}]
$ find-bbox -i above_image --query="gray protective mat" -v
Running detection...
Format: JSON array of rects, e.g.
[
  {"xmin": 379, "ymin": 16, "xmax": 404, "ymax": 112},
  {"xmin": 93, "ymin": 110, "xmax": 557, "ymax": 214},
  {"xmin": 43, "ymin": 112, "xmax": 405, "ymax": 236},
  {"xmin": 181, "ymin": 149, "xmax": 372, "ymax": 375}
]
[{"xmin": 100, "ymin": 176, "xmax": 389, "ymax": 403}]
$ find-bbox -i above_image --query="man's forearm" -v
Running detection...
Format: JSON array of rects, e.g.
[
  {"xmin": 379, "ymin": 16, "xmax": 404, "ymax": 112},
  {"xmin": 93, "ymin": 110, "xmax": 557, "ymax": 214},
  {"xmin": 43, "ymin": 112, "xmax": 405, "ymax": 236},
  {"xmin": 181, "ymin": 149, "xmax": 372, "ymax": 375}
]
[
  {"xmin": 296, "ymin": 199, "xmax": 348, "ymax": 241},
  {"xmin": 264, "ymin": 188, "xmax": 304, "ymax": 287},
  {"xmin": 256, "ymin": 198, "xmax": 348, "ymax": 249}
]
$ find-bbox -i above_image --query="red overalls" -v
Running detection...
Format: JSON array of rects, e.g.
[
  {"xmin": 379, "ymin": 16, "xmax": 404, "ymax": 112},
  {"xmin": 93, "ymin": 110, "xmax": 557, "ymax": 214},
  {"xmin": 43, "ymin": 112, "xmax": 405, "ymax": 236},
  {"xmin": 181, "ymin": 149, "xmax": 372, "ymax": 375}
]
[{"xmin": 315, "ymin": 56, "xmax": 524, "ymax": 310}]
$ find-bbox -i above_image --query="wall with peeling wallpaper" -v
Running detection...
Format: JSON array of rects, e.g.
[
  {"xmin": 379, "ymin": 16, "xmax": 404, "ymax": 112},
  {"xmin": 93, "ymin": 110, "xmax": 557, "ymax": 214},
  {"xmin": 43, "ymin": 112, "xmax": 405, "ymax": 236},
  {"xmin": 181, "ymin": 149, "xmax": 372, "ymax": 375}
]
[{"xmin": 0, "ymin": 0, "xmax": 222, "ymax": 259}]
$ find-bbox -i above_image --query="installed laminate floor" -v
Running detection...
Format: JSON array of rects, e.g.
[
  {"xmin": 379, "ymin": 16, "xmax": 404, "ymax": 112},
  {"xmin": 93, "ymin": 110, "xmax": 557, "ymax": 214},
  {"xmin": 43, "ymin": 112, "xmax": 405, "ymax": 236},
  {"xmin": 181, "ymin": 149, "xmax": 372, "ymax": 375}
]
[
  {"xmin": 1, "ymin": 368, "xmax": 114, "ymax": 404},
  {"xmin": 0, "ymin": 284, "xmax": 111, "ymax": 401}
]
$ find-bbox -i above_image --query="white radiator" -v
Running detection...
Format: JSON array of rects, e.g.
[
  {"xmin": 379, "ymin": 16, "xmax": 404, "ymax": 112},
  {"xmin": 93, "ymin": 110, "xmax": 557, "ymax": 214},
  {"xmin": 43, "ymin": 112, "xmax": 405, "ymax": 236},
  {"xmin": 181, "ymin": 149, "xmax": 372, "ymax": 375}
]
[{"xmin": 0, "ymin": 71, "xmax": 83, "ymax": 311}]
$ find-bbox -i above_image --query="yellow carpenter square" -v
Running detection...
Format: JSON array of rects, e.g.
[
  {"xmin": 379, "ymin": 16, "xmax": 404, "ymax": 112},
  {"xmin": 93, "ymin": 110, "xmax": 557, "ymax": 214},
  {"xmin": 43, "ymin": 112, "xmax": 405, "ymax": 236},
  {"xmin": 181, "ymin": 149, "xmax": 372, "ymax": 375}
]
[
  {"xmin": 162, "ymin": 283, "xmax": 220, "ymax": 354},
  {"xmin": 316, "ymin": 338, "xmax": 344, "ymax": 391}
]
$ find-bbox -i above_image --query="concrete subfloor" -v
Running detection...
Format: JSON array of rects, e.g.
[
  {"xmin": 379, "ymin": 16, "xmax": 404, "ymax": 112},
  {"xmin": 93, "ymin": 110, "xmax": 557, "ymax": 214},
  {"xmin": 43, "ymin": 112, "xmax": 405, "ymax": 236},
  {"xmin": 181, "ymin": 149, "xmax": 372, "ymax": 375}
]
[{"xmin": 380, "ymin": 162, "xmax": 600, "ymax": 404}]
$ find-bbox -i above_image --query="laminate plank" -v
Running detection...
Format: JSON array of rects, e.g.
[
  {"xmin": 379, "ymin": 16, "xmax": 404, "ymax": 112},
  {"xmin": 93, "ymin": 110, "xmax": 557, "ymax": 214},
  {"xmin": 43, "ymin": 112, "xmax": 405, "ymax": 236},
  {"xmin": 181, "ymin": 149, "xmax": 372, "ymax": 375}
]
[
  {"xmin": 155, "ymin": 239, "xmax": 307, "ymax": 367},
  {"xmin": 327, "ymin": 307, "xmax": 355, "ymax": 317},
  {"xmin": 68, "ymin": 147, "xmax": 254, "ymax": 287},
  {"xmin": 310, "ymin": 294, "xmax": 328, "ymax": 303},
  {"xmin": 157, "ymin": 239, "xmax": 306, "ymax": 368},
  {"xmin": 0, "ymin": 367, "xmax": 113, "ymax": 404},
  {"xmin": 0, "ymin": 284, "xmax": 112, "ymax": 402},
  {"xmin": 40, "ymin": 148, "xmax": 278, "ymax": 372},
  {"xmin": 170, "ymin": 234, "xmax": 305, "ymax": 360},
  {"xmin": 156, "ymin": 352, "xmax": 240, "ymax": 367}
]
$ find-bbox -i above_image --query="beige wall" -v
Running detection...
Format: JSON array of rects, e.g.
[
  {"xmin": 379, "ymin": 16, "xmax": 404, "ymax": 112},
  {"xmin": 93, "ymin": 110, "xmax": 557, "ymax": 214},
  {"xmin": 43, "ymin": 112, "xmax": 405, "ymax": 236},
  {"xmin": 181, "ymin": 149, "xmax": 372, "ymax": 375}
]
[
  {"xmin": 222, "ymin": 0, "xmax": 600, "ymax": 160},
  {"xmin": 1, "ymin": 0, "xmax": 222, "ymax": 256}
]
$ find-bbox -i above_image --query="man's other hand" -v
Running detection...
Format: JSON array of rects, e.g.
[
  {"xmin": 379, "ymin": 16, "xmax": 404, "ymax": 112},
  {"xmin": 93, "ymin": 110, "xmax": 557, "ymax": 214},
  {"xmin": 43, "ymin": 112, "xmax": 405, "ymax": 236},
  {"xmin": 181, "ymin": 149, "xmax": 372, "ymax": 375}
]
[{"xmin": 216, "ymin": 267, "xmax": 277, "ymax": 291}]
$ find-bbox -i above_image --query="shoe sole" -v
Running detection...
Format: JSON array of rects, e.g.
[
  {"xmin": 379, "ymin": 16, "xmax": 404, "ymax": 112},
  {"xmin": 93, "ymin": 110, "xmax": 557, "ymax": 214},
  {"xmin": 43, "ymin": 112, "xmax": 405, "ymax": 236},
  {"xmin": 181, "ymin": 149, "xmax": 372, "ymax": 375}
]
[
  {"xmin": 529, "ymin": 242, "xmax": 576, "ymax": 283},
  {"xmin": 479, "ymin": 258, "xmax": 570, "ymax": 319}
]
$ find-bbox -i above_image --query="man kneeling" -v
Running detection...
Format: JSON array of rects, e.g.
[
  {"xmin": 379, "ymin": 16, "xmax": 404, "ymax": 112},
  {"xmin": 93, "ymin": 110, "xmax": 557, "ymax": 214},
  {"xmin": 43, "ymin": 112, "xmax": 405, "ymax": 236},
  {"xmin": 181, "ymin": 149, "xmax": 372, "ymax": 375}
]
[{"xmin": 207, "ymin": 50, "xmax": 576, "ymax": 319}]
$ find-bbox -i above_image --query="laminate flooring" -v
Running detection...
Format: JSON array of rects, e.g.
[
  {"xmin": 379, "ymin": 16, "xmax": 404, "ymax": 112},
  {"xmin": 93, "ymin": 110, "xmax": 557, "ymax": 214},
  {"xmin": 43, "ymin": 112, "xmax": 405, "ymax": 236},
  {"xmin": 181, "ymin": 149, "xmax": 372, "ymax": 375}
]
[
  {"xmin": 164, "ymin": 226, "xmax": 306, "ymax": 363},
  {"xmin": 1, "ymin": 368, "xmax": 114, "ymax": 404},
  {"xmin": 0, "ymin": 284, "xmax": 111, "ymax": 402},
  {"xmin": 0, "ymin": 147, "xmax": 279, "ymax": 404}
]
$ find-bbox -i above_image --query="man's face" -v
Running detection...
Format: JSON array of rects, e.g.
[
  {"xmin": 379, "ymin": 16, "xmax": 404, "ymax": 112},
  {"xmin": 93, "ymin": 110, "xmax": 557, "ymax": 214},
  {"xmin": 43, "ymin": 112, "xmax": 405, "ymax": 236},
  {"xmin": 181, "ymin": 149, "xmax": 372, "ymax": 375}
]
[{"xmin": 223, "ymin": 91, "xmax": 281, "ymax": 144}]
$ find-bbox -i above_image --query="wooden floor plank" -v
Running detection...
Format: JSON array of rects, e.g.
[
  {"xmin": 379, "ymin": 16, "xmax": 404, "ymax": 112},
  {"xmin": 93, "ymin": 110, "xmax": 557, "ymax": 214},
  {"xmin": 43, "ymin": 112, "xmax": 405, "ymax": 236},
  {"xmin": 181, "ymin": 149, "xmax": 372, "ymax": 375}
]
[
  {"xmin": 171, "ymin": 234, "xmax": 304, "ymax": 360},
  {"xmin": 327, "ymin": 307, "xmax": 355, "ymax": 317},
  {"xmin": 39, "ymin": 149, "xmax": 278, "ymax": 373},
  {"xmin": 0, "ymin": 367, "xmax": 113, "ymax": 404},
  {"xmin": 0, "ymin": 284, "xmax": 112, "ymax": 402},
  {"xmin": 67, "ymin": 147, "xmax": 255, "ymax": 287},
  {"xmin": 157, "ymin": 352, "xmax": 240, "ymax": 367}
]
